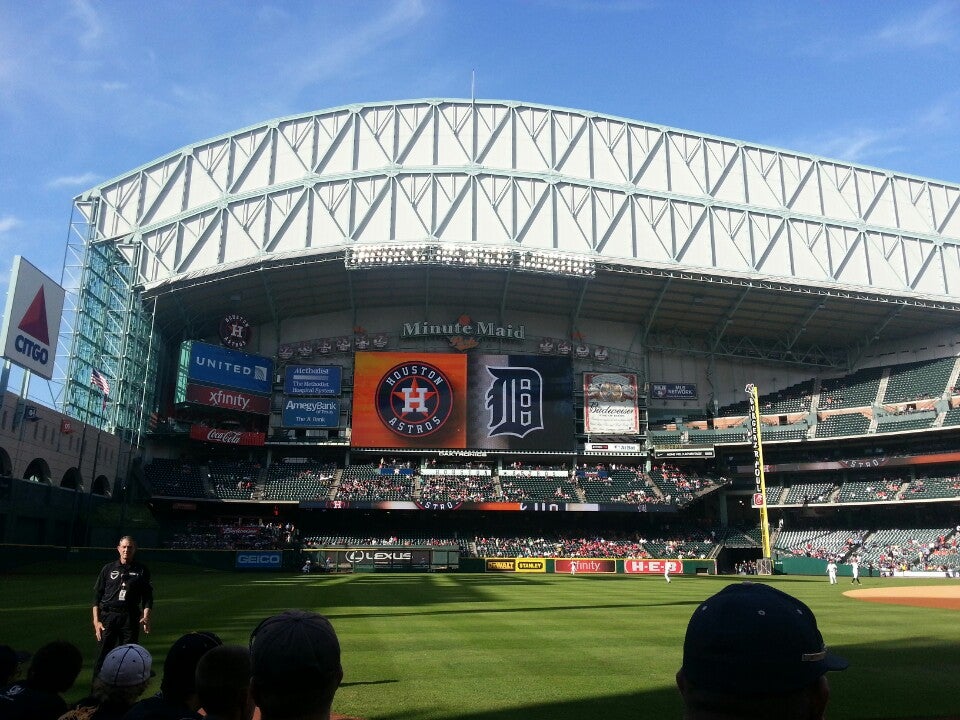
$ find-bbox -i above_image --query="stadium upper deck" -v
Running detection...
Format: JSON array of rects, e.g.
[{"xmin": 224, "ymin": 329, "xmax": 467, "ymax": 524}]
[{"xmin": 59, "ymin": 100, "xmax": 960, "ymax": 444}]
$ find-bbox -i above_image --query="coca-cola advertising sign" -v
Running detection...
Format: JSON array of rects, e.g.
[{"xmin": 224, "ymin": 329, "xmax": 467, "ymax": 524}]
[
  {"xmin": 623, "ymin": 559, "xmax": 683, "ymax": 574},
  {"xmin": 189, "ymin": 425, "xmax": 265, "ymax": 446}
]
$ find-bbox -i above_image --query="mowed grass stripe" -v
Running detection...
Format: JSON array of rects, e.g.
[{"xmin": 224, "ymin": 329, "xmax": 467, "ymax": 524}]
[{"xmin": 2, "ymin": 570, "xmax": 960, "ymax": 719}]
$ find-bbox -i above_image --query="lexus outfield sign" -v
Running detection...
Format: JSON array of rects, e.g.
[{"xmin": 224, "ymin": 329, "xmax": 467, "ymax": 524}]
[{"xmin": 0, "ymin": 257, "xmax": 66, "ymax": 380}]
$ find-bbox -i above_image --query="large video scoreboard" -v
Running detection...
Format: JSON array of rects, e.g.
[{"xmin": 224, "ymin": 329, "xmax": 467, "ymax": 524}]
[{"xmin": 351, "ymin": 352, "xmax": 575, "ymax": 451}]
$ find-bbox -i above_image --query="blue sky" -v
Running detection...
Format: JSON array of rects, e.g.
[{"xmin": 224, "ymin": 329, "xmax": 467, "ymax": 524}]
[{"xmin": 1, "ymin": 0, "xmax": 959, "ymax": 406}]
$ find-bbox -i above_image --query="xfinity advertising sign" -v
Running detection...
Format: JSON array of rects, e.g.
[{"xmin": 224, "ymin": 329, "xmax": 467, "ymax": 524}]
[
  {"xmin": 0, "ymin": 257, "xmax": 66, "ymax": 380},
  {"xmin": 284, "ymin": 365, "xmax": 342, "ymax": 395}
]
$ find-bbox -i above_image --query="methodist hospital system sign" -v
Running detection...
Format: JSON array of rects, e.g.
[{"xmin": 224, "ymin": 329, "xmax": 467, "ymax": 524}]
[{"xmin": 0, "ymin": 257, "xmax": 65, "ymax": 381}]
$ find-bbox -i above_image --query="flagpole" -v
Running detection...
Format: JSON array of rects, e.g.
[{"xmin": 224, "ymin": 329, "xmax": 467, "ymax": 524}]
[{"xmin": 66, "ymin": 373, "xmax": 99, "ymax": 551}]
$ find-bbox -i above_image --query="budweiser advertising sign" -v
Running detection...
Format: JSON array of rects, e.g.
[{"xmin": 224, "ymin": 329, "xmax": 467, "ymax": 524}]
[{"xmin": 189, "ymin": 425, "xmax": 265, "ymax": 446}]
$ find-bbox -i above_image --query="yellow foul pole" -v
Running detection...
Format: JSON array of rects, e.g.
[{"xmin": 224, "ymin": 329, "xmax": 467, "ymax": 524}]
[{"xmin": 745, "ymin": 383, "xmax": 771, "ymax": 559}]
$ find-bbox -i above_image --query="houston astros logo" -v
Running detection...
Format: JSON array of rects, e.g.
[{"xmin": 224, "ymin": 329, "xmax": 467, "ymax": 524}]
[{"xmin": 376, "ymin": 361, "xmax": 453, "ymax": 437}]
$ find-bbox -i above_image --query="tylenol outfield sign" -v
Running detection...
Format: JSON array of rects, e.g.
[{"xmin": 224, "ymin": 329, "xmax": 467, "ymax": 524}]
[{"xmin": 0, "ymin": 257, "xmax": 66, "ymax": 380}]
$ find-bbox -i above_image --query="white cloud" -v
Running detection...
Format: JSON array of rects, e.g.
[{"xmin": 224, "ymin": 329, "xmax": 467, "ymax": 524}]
[
  {"xmin": 802, "ymin": 2, "xmax": 959, "ymax": 61},
  {"xmin": 803, "ymin": 128, "xmax": 898, "ymax": 165},
  {"xmin": 47, "ymin": 172, "xmax": 100, "ymax": 189},
  {"xmin": 70, "ymin": 0, "xmax": 104, "ymax": 49},
  {"xmin": 283, "ymin": 0, "xmax": 429, "ymax": 94},
  {"xmin": 0, "ymin": 215, "xmax": 21, "ymax": 234},
  {"xmin": 773, "ymin": 91, "xmax": 960, "ymax": 172},
  {"xmin": 875, "ymin": 1, "xmax": 958, "ymax": 48},
  {"xmin": 257, "ymin": 4, "xmax": 292, "ymax": 23}
]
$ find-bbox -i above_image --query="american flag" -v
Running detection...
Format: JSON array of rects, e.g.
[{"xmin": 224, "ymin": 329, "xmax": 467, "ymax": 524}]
[{"xmin": 90, "ymin": 368, "xmax": 111, "ymax": 396}]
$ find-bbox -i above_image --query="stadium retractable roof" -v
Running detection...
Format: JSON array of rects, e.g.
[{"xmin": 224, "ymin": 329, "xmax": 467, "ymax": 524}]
[{"xmin": 64, "ymin": 99, "xmax": 960, "ymax": 427}]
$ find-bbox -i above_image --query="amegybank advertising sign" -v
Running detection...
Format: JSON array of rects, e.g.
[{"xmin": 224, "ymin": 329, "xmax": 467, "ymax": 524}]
[{"xmin": 0, "ymin": 257, "xmax": 65, "ymax": 381}]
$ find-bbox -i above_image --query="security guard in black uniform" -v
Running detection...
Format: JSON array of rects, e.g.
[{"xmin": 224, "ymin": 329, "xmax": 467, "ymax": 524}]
[{"xmin": 92, "ymin": 535, "xmax": 154, "ymax": 674}]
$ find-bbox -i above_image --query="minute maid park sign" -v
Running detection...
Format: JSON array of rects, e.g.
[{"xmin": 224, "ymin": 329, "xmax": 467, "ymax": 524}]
[
  {"xmin": 401, "ymin": 314, "xmax": 526, "ymax": 343},
  {"xmin": 0, "ymin": 257, "xmax": 66, "ymax": 381}
]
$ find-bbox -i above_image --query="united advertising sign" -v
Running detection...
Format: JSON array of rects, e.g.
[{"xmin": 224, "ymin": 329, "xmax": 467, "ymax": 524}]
[
  {"xmin": 284, "ymin": 365, "xmax": 342, "ymax": 396},
  {"xmin": 182, "ymin": 341, "xmax": 273, "ymax": 395},
  {"xmin": 282, "ymin": 398, "xmax": 341, "ymax": 428},
  {"xmin": 0, "ymin": 257, "xmax": 66, "ymax": 381},
  {"xmin": 351, "ymin": 352, "xmax": 575, "ymax": 451}
]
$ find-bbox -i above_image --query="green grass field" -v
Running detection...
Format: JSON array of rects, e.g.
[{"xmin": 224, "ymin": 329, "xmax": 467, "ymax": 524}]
[{"xmin": 2, "ymin": 566, "xmax": 959, "ymax": 720}]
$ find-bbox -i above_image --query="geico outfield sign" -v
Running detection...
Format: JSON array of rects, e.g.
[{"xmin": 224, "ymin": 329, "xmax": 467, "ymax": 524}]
[{"xmin": 235, "ymin": 552, "xmax": 282, "ymax": 570}]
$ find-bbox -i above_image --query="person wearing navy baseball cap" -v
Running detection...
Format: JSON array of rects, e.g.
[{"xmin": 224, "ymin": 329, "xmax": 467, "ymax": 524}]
[
  {"xmin": 249, "ymin": 610, "xmax": 343, "ymax": 720},
  {"xmin": 676, "ymin": 582, "xmax": 848, "ymax": 720}
]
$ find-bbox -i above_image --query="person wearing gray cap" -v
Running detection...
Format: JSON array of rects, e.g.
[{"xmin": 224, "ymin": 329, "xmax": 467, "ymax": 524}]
[
  {"xmin": 61, "ymin": 644, "xmax": 154, "ymax": 720},
  {"xmin": 676, "ymin": 582, "xmax": 848, "ymax": 720},
  {"xmin": 248, "ymin": 610, "xmax": 343, "ymax": 720},
  {"xmin": 123, "ymin": 631, "xmax": 222, "ymax": 720}
]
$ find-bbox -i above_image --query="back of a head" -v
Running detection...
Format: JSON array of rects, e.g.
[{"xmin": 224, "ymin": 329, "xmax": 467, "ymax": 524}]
[
  {"xmin": 27, "ymin": 640, "xmax": 83, "ymax": 693},
  {"xmin": 0, "ymin": 645, "xmax": 29, "ymax": 685},
  {"xmin": 196, "ymin": 645, "xmax": 251, "ymax": 718},
  {"xmin": 161, "ymin": 631, "xmax": 223, "ymax": 700},
  {"xmin": 677, "ymin": 582, "xmax": 847, "ymax": 720},
  {"xmin": 95, "ymin": 643, "xmax": 153, "ymax": 708},
  {"xmin": 249, "ymin": 610, "xmax": 343, "ymax": 719}
]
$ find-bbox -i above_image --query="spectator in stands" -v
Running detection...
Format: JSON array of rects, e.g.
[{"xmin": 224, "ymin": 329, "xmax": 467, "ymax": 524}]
[
  {"xmin": 677, "ymin": 582, "xmax": 847, "ymax": 720},
  {"xmin": 0, "ymin": 641, "xmax": 82, "ymax": 720},
  {"xmin": 124, "ymin": 631, "xmax": 222, "ymax": 720},
  {"xmin": 0, "ymin": 644, "xmax": 30, "ymax": 686},
  {"xmin": 249, "ymin": 610, "xmax": 343, "ymax": 720},
  {"xmin": 195, "ymin": 645, "xmax": 253, "ymax": 720},
  {"xmin": 62, "ymin": 643, "xmax": 153, "ymax": 720}
]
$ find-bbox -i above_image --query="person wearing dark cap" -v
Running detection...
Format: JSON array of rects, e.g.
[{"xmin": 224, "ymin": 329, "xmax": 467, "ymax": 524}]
[
  {"xmin": 248, "ymin": 609, "xmax": 343, "ymax": 720},
  {"xmin": 122, "ymin": 631, "xmax": 222, "ymax": 720},
  {"xmin": 0, "ymin": 644, "xmax": 31, "ymax": 686},
  {"xmin": 92, "ymin": 537, "xmax": 154, "ymax": 676},
  {"xmin": 0, "ymin": 641, "xmax": 83, "ymax": 720},
  {"xmin": 62, "ymin": 644, "xmax": 153, "ymax": 720},
  {"xmin": 195, "ymin": 645, "xmax": 254, "ymax": 720},
  {"xmin": 676, "ymin": 582, "xmax": 848, "ymax": 720}
]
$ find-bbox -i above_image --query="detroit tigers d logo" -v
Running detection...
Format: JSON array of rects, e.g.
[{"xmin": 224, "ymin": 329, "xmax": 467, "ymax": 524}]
[{"xmin": 376, "ymin": 361, "xmax": 454, "ymax": 437}]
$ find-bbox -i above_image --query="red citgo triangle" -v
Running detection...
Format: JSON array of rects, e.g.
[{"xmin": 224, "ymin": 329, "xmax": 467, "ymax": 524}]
[{"xmin": 17, "ymin": 287, "xmax": 49, "ymax": 345}]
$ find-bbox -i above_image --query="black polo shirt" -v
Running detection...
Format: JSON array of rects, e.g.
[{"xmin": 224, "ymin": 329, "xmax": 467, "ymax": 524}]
[{"xmin": 93, "ymin": 560, "xmax": 154, "ymax": 613}]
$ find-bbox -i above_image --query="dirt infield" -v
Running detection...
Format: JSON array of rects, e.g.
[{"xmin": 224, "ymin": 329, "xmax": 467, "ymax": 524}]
[{"xmin": 846, "ymin": 584, "xmax": 960, "ymax": 610}]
